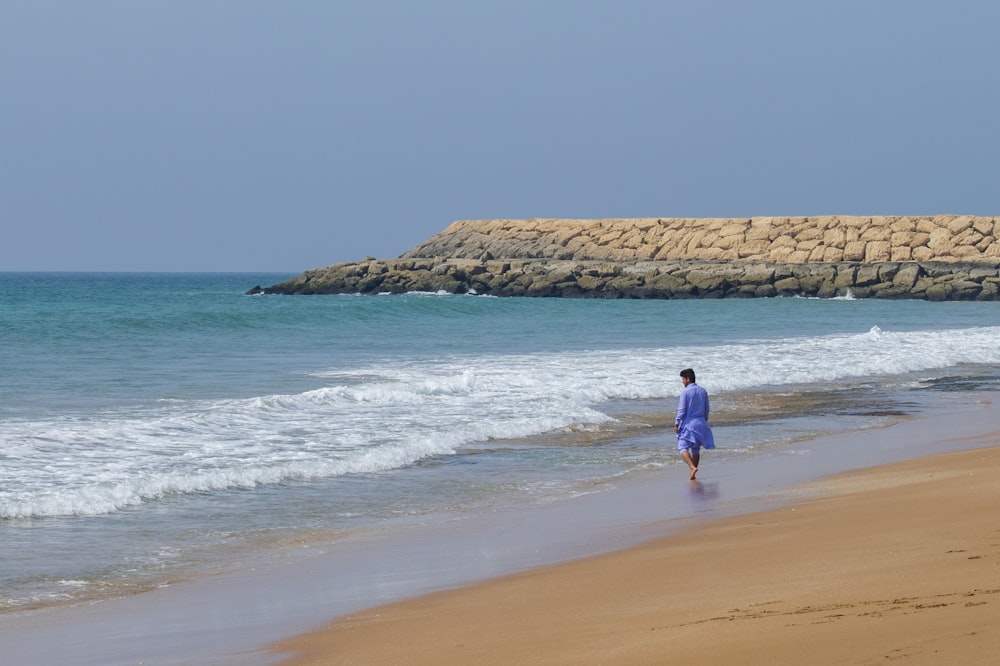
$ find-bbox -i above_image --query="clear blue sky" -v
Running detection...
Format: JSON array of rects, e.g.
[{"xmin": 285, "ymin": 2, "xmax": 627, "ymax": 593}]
[{"xmin": 2, "ymin": 1, "xmax": 997, "ymax": 272}]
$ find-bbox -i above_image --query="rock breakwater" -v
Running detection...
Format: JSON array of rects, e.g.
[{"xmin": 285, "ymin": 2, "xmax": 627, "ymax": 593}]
[{"xmin": 255, "ymin": 215, "xmax": 1000, "ymax": 300}]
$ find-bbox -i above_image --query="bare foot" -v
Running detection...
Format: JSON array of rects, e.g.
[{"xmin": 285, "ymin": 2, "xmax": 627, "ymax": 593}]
[{"xmin": 689, "ymin": 467, "xmax": 698, "ymax": 481}]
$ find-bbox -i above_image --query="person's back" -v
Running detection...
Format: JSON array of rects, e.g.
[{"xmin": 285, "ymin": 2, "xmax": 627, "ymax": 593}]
[{"xmin": 678, "ymin": 382, "xmax": 710, "ymax": 422}]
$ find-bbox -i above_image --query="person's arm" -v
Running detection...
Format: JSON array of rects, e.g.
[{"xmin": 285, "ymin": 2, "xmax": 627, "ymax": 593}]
[{"xmin": 675, "ymin": 390, "xmax": 688, "ymax": 431}]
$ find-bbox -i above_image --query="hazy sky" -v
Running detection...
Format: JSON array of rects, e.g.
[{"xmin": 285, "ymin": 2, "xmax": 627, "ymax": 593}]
[{"xmin": 2, "ymin": 1, "xmax": 998, "ymax": 272}]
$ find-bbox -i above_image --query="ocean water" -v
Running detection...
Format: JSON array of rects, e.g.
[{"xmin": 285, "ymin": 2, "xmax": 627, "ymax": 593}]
[{"xmin": 3, "ymin": 272, "xmax": 1000, "ymax": 615}]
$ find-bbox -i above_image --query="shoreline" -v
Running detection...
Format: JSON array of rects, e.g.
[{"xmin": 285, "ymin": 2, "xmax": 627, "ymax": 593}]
[
  {"xmin": 273, "ymin": 434, "xmax": 1000, "ymax": 664},
  {"xmin": 2, "ymin": 392, "xmax": 998, "ymax": 665}
]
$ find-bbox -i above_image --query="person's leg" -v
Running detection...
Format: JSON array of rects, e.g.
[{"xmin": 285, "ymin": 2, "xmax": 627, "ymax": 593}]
[{"xmin": 680, "ymin": 447, "xmax": 699, "ymax": 480}]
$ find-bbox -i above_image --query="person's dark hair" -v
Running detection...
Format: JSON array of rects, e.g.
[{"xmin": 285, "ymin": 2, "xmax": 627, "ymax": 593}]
[{"xmin": 680, "ymin": 368, "xmax": 696, "ymax": 382}]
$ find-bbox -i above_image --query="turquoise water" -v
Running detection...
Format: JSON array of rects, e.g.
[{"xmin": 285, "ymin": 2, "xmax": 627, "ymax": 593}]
[{"xmin": 3, "ymin": 272, "xmax": 1000, "ymax": 613}]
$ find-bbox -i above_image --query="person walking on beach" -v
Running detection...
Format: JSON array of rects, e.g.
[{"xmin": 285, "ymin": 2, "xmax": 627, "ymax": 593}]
[{"xmin": 674, "ymin": 368, "xmax": 715, "ymax": 480}]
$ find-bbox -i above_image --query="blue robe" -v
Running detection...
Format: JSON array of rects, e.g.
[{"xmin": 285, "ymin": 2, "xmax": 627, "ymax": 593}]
[{"xmin": 676, "ymin": 382, "xmax": 715, "ymax": 450}]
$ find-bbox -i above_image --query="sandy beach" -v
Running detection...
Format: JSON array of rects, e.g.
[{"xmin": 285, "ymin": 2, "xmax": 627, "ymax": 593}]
[{"xmin": 274, "ymin": 444, "xmax": 1000, "ymax": 665}]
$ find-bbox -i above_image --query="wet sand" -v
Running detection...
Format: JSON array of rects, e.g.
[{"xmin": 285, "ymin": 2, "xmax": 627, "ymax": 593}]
[{"xmin": 274, "ymin": 445, "xmax": 1000, "ymax": 665}]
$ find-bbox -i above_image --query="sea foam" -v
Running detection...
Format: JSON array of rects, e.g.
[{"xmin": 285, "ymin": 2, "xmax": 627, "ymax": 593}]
[{"xmin": 4, "ymin": 324, "xmax": 1000, "ymax": 518}]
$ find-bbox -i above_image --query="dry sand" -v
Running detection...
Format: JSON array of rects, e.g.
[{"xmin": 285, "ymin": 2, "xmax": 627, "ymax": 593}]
[{"xmin": 273, "ymin": 444, "xmax": 1000, "ymax": 665}]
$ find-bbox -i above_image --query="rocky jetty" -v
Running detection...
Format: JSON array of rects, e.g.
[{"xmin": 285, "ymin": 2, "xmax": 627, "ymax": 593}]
[{"xmin": 254, "ymin": 215, "xmax": 1000, "ymax": 300}]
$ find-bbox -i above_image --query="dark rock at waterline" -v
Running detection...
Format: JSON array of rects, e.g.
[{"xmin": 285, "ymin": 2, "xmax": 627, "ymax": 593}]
[{"xmin": 251, "ymin": 258, "xmax": 1000, "ymax": 300}]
